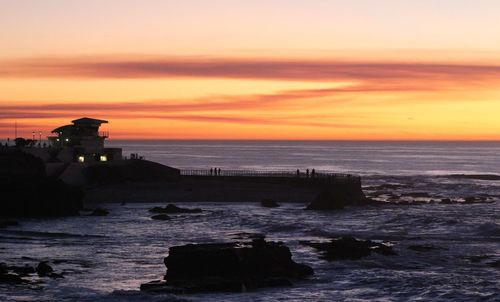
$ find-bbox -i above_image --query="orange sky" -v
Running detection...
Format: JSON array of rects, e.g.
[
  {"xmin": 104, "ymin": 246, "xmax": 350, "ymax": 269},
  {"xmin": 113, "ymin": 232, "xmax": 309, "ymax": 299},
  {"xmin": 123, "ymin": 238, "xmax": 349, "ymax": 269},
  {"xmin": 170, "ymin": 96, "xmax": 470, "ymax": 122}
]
[{"xmin": 1, "ymin": 1, "xmax": 500, "ymax": 140}]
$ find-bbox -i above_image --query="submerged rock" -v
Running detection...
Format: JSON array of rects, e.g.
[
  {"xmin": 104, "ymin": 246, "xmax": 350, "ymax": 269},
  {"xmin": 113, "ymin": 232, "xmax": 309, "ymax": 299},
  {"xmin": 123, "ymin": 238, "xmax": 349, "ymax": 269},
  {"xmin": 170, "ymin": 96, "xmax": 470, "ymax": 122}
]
[
  {"xmin": 301, "ymin": 236, "xmax": 397, "ymax": 261},
  {"xmin": 149, "ymin": 204, "xmax": 202, "ymax": 214},
  {"xmin": 88, "ymin": 208, "xmax": 109, "ymax": 216},
  {"xmin": 260, "ymin": 199, "xmax": 280, "ymax": 208},
  {"xmin": 151, "ymin": 214, "xmax": 171, "ymax": 221},
  {"xmin": 140, "ymin": 239, "xmax": 313, "ymax": 293},
  {"xmin": 36, "ymin": 261, "xmax": 53, "ymax": 277}
]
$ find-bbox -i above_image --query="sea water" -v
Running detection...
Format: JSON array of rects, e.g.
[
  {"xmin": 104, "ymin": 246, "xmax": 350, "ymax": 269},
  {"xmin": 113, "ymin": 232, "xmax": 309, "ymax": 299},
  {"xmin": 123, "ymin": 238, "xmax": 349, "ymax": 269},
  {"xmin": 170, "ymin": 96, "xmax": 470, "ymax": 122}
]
[{"xmin": 1, "ymin": 141, "xmax": 499, "ymax": 301}]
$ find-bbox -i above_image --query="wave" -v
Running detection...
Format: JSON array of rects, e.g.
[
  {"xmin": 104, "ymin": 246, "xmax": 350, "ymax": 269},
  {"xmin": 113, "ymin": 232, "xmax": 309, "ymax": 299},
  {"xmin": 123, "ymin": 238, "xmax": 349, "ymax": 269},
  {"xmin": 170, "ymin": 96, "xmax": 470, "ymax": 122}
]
[
  {"xmin": 443, "ymin": 174, "xmax": 500, "ymax": 181},
  {"xmin": 0, "ymin": 229, "xmax": 106, "ymax": 239}
]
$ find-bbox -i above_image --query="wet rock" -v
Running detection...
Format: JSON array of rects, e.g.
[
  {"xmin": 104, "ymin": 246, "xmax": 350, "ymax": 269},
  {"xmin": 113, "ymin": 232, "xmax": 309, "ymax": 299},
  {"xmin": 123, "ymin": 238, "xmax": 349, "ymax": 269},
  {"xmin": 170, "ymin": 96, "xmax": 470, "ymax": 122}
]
[
  {"xmin": 149, "ymin": 204, "xmax": 202, "ymax": 214},
  {"xmin": 10, "ymin": 265, "xmax": 35, "ymax": 277},
  {"xmin": 301, "ymin": 236, "xmax": 397, "ymax": 261},
  {"xmin": 0, "ymin": 272, "xmax": 24, "ymax": 284},
  {"xmin": 440, "ymin": 198, "xmax": 455, "ymax": 204},
  {"xmin": 151, "ymin": 214, "xmax": 171, "ymax": 221},
  {"xmin": 140, "ymin": 239, "xmax": 313, "ymax": 293},
  {"xmin": 36, "ymin": 261, "xmax": 53, "ymax": 277},
  {"xmin": 88, "ymin": 208, "xmax": 109, "ymax": 216},
  {"xmin": 260, "ymin": 199, "xmax": 280, "ymax": 208}
]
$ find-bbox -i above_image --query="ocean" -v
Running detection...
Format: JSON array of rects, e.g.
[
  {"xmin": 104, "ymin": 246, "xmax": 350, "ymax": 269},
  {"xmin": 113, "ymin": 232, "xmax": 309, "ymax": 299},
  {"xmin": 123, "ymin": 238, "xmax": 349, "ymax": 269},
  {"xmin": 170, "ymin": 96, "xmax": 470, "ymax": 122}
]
[{"xmin": 1, "ymin": 141, "xmax": 499, "ymax": 301}]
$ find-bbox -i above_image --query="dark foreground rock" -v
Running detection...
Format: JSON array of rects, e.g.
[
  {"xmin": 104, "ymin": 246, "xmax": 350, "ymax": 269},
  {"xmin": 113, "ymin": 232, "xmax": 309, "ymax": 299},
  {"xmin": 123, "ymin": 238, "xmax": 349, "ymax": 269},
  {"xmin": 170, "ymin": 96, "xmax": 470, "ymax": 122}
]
[
  {"xmin": 1, "ymin": 261, "xmax": 63, "ymax": 285},
  {"xmin": 301, "ymin": 236, "xmax": 397, "ymax": 260},
  {"xmin": 0, "ymin": 149, "xmax": 83, "ymax": 217},
  {"xmin": 260, "ymin": 199, "xmax": 280, "ymax": 208},
  {"xmin": 149, "ymin": 204, "xmax": 202, "ymax": 214},
  {"xmin": 140, "ymin": 239, "xmax": 313, "ymax": 293}
]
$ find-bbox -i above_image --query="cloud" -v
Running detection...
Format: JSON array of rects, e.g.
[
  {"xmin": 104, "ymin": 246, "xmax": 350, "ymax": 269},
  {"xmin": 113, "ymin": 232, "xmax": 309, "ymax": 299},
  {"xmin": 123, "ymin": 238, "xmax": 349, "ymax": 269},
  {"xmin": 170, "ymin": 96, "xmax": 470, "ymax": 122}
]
[{"xmin": 2, "ymin": 56, "xmax": 500, "ymax": 84}]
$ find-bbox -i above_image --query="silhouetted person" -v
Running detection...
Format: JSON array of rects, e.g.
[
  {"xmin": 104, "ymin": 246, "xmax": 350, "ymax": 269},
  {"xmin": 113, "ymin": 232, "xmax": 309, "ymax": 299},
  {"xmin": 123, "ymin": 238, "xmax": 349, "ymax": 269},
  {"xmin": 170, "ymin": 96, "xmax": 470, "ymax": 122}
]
[
  {"xmin": 210, "ymin": 168, "xmax": 213, "ymax": 176},
  {"xmin": 311, "ymin": 169, "xmax": 316, "ymax": 178},
  {"xmin": 218, "ymin": 168, "xmax": 221, "ymax": 176},
  {"xmin": 306, "ymin": 169, "xmax": 309, "ymax": 178},
  {"xmin": 296, "ymin": 169, "xmax": 300, "ymax": 177}
]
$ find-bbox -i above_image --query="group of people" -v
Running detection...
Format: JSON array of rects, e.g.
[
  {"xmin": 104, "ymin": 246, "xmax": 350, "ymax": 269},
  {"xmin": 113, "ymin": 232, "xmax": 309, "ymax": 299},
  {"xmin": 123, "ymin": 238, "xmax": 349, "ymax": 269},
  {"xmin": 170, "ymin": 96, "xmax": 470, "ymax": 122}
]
[
  {"xmin": 210, "ymin": 167, "xmax": 222, "ymax": 176},
  {"xmin": 296, "ymin": 168, "xmax": 316, "ymax": 178}
]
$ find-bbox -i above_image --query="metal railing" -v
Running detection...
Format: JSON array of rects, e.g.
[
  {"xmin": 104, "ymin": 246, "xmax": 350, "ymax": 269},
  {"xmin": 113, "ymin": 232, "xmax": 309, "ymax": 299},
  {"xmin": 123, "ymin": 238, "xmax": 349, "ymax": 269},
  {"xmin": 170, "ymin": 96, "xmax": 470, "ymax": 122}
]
[{"xmin": 180, "ymin": 169, "xmax": 360, "ymax": 183}]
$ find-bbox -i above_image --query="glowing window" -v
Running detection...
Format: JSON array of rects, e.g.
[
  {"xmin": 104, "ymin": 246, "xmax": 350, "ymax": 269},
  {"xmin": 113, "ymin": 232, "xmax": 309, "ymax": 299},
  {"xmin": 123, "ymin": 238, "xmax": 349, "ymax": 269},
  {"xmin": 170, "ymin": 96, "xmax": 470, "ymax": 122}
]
[
  {"xmin": 78, "ymin": 156, "xmax": 85, "ymax": 163},
  {"xmin": 100, "ymin": 155, "xmax": 108, "ymax": 162}
]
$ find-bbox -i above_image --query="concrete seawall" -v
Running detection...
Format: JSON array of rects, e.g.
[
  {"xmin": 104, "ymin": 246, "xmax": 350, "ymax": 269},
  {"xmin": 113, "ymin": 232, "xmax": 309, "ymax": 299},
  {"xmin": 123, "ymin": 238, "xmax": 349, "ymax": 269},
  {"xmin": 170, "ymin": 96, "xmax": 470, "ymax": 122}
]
[{"xmin": 84, "ymin": 170, "xmax": 365, "ymax": 205}]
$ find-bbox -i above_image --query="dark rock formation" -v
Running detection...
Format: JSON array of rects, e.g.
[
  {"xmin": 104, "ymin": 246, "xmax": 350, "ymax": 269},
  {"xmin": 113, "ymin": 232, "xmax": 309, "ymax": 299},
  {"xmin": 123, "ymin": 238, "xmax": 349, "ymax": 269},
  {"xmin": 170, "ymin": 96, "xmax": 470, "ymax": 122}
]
[
  {"xmin": 306, "ymin": 179, "xmax": 366, "ymax": 210},
  {"xmin": 301, "ymin": 236, "xmax": 397, "ymax": 261},
  {"xmin": 140, "ymin": 239, "xmax": 313, "ymax": 293},
  {"xmin": 260, "ymin": 199, "xmax": 280, "ymax": 208},
  {"xmin": 151, "ymin": 214, "xmax": 171, "ymax": 221},
  {"xmin": 149, "ymin": 204, "xmax": 202, "ymax": 214},
  {"xmin": 36, "ymin": 261, "xmax": 53, "ymax": 277},
  {"xmin": 88, "ymin": 208, "xmax": 109, "ymax": 216},
  {"xmin": 0, "ymin": 149, "xmax": 83, "ymax": 217}
]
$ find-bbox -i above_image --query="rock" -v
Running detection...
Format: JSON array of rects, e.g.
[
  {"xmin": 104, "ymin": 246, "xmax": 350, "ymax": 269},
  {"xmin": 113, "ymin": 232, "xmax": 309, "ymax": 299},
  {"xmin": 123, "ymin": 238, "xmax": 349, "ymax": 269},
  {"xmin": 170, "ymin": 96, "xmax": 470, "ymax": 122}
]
[
  {"xmin": 151, "ymin": 214, "xmax": 171, "ymax": 221},
  {"xmin": 0, "ymin": 149, "xmax": 83, "ymax": 217},
  {"xmin": 149, "ymin": 204, "xmax": 202, "ymax": 214},
  {"xmin": 140, "ymin": 239, "xmax": 313, "ymax": 293},
  {"xmin": 149, "ymin": 206, "xmax": 166, "ymax": 213},
  {"xmin": 0, "ymin": 273, "xmax": 24, "ymax": 284},
  {"xmin": 301, "ymin": 236, "xmax": 397, "ymax": 261},
  {"xmin": 260, "ymin": 199, "xmax": 280, "ymax": 208},
  {"xmin": 11, "ymin": 265, "xmax": 35, "ymax": 277},
  {"xmin": 36, "ymin": 261, "xmax": 53, "ymax": 277},
  {"xmin": 164, "ymin": 204, "xmax": 202, "ymax": 214},
  {"xmin": 440, "ymin": 198, "xmax": 454, "ymax": 204},
  {"xmin": 88, "ymin": 208, "xmax": 109, "ymax": 216}
]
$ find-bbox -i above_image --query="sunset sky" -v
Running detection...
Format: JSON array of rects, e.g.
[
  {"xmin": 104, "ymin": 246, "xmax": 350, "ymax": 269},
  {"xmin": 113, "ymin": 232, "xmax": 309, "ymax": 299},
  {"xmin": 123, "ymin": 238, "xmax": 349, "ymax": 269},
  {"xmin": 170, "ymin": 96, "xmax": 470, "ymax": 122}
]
[{"xmin": 1, "ymin": 0, "xmax": 500, "ymax": 140}]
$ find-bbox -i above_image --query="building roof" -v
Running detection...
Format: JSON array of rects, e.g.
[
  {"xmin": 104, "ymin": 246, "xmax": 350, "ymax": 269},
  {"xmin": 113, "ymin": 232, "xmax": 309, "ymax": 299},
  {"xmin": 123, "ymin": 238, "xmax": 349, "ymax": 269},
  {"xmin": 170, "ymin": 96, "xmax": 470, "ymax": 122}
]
[
  {"xmin": 71, "ymin": 117, "xmax": 108, "ymax": 125},
  {"xmin": 51, "ymin": 124, "xmax": 74, "ymax": 133}
]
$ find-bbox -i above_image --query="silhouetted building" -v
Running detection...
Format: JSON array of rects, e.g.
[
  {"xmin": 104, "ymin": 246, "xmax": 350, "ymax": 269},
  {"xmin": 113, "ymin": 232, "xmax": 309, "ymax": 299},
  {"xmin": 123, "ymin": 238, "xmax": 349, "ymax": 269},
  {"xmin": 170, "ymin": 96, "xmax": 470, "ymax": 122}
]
[{"xmin": 48, "ymin": 117, "xmax": 122, "ymax": 163}]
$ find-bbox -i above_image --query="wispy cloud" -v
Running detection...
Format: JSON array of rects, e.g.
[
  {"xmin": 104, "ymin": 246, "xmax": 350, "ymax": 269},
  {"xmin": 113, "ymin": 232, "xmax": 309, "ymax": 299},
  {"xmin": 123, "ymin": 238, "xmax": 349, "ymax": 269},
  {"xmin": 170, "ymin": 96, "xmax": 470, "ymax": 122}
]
[{"xmin": 2, "ymin": 56, "xmax": 500, "ymax": 84}]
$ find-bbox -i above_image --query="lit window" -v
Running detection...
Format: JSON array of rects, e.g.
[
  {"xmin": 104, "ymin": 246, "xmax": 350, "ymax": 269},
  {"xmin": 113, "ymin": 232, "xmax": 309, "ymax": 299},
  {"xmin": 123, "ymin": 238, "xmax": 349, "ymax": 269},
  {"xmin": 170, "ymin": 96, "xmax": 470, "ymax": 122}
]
[
  {"xmin": 100, "ymin": 155, "xmax": 108, "ymax": 162},
  {"xmin": 78, "ymin": 156, "xmax": 85, "ymax": 163}
]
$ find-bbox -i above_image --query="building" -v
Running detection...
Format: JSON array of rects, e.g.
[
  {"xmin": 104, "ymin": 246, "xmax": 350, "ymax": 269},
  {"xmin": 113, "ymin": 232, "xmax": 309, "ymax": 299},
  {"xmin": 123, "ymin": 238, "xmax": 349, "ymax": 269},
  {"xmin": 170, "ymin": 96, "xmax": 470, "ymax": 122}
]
[{"xmin": 48, "ymin": 117, "xmax": 122, "ymax": 163}]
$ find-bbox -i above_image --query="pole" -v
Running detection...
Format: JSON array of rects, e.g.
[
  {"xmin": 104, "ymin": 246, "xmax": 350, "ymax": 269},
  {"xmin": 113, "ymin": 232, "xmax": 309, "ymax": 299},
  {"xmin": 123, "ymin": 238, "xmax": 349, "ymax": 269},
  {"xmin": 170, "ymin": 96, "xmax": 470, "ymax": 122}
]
[
  {"xmin": 14, "ymin": 121, "xmax": 17, "ymax": 139},
  {"xmin": 39, "ymin": 131, "xmax": 42, "ymax": 147}
]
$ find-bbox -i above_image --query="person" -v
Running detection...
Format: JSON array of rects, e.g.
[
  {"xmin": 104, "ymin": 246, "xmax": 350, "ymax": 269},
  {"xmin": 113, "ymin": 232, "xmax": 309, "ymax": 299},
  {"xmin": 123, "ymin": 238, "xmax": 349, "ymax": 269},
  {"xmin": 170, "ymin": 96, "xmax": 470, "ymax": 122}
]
[
  {"xmin": 311, "ymin": 169, "xmax": 316, "ymax": 178},
  {"xmin": 210, "ymin": 167, "xmax": 213, "ymax": 176},
  {"xmin": 296, "ymin": 169, "xmax": 300, "ymax": 177},
  {"xmin": 218, "ymin": 168, "xmax": 221, "ymax": 176},
  {"xmin": 306, "ymin": 169, "xmax": 309, "ymax": 178}
]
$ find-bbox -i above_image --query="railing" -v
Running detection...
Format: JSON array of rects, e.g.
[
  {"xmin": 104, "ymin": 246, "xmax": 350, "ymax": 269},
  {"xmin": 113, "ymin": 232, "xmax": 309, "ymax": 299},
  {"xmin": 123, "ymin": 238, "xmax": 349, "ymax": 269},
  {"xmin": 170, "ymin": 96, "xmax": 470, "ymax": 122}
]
[{"xmin": 180, "ymin": 169, "xmax": 360, "ymax": 183}]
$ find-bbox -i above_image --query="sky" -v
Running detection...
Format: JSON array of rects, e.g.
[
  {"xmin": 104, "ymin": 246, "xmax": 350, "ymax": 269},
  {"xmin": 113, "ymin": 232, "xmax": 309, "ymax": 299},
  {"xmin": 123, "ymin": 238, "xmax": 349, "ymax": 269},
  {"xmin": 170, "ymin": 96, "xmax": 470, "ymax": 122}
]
[{"xmin": 1, "ymin": 0, "xmax": 500, "ymax": 140}]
